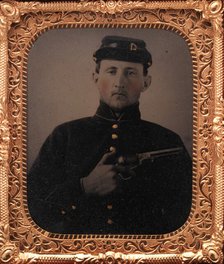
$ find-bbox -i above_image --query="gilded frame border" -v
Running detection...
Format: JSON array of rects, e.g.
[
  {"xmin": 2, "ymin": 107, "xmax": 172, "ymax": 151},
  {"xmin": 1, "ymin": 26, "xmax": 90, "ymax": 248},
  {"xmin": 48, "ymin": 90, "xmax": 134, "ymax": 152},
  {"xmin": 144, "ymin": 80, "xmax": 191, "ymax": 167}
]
[{"xmin": 0, "ymin": 0, "xmax": 224, "ymax": 263}]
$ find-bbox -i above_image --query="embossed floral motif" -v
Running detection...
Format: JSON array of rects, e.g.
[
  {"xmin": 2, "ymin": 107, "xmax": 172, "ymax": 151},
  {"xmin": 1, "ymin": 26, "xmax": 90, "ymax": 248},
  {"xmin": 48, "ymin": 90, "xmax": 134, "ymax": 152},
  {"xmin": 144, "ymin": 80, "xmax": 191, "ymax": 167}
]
[
  {"xmin": 97, "ymin": 240, "xmax": 122, "ymax": 252},
  {"xmin": 2, "ymin": 2, "xmax": 222, "ymax": 262},
  {"xmin": 195, "ymin": 33, "xmax": 213, "ymax": 54},
  {"xmin": 194, "ymin": 210, "xmax": 213, "ymax": 230},
  {"xmin": 98, "ymin": 0, "xmax": 128, "ymax": 14},
  {"xmin": 99, "ymin": 12, "xmax": 116, "ymax": 22},
  {"xmin": 9, "ymin": 123, "xmax": 22, "ymax": 141},
  {"xmin": 169, "ymin": 9, "xmax": 198, "ymax": 30},
  {"xmin": 171, "ymin": 10, "xmax": 188, "ymax": 26},
  {"xmin": 8, "ymin": 7, "xmax": 214, "ymax": 256},
  {"xmin": 199, "ymin": 123, "xmax": 213, "ymax": 139}
]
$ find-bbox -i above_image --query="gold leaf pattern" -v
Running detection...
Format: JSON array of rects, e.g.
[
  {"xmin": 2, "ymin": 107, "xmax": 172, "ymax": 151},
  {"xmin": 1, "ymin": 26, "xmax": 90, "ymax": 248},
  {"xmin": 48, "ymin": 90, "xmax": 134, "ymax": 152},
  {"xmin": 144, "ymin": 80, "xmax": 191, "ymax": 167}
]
[
  {"xmin": 6, "ymin": 5, "xmax": 217, "ymax": 256},
  {"xmin": 0, "ymin": 0, "xmax": 222, "ymax": 263}
]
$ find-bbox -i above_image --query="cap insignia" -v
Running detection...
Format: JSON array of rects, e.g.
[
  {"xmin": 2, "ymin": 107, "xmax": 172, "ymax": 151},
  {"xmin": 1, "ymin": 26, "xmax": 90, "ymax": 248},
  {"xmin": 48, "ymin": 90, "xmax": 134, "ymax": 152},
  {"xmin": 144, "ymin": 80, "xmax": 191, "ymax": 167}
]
[{"xmin": 129, "ymin": 43, "xmax": 138, "ymax": 51}]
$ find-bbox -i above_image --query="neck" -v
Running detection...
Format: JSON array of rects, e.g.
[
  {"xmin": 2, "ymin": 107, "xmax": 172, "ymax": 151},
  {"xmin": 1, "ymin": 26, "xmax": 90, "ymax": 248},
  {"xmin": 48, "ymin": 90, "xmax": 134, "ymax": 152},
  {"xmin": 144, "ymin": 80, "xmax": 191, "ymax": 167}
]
[
  {"xmin": 95, "ymin": 101, "xmax": 141, "ymax": 122},
  {"xmin": 101, "ymin": 101, "xmax": 139, "ymax": 113}
]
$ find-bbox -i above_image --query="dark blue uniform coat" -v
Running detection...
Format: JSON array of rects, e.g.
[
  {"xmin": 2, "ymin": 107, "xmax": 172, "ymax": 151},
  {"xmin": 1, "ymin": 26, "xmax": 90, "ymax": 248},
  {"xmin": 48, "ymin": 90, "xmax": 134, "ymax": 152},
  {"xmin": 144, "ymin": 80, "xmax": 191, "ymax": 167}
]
[{"xmin": 27, "ymin": 102, "xmax": 192, "ymax": 234}]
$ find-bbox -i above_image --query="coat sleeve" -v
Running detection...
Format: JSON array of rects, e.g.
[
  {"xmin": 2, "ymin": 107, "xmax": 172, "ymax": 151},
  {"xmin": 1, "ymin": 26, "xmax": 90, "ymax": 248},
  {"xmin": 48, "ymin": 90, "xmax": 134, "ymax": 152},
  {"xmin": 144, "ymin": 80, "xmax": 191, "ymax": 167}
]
[{"xmin": 27, "ymin": 125, "xmax": 84, "ymax": 231}]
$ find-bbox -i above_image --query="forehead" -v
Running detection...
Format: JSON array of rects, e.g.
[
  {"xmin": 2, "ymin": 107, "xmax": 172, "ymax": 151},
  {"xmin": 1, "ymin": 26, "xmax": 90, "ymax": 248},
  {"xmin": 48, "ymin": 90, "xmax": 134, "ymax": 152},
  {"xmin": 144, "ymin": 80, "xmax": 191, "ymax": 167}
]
[{"xmin": 100, "ymin": 60, "xmax": 143, "ymax": 71}]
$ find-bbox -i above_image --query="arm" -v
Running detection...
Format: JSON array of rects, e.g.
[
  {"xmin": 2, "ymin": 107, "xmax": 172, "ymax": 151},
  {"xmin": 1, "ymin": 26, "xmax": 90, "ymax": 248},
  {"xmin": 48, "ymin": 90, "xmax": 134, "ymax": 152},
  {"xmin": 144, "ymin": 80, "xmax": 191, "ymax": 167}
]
[{"xmin": 27, "ymin": 126, "xmax": 83, "ymax": 231}]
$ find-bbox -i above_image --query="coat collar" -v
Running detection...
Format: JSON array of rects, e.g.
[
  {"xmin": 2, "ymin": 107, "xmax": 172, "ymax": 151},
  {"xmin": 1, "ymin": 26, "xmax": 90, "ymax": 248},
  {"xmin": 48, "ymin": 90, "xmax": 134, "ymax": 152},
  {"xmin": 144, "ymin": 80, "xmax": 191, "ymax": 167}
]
[{"xmin": 94, "ymin": 101, "xmax": 141, "ymax": 122}]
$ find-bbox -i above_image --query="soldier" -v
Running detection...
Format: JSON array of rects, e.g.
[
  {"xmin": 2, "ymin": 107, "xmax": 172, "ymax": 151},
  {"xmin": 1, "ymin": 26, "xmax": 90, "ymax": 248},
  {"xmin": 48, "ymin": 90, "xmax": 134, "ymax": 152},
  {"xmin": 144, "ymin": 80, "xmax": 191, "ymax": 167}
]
[{"xmin": 27, "ymin": 36, "xmax": 192, "ymax": 234}]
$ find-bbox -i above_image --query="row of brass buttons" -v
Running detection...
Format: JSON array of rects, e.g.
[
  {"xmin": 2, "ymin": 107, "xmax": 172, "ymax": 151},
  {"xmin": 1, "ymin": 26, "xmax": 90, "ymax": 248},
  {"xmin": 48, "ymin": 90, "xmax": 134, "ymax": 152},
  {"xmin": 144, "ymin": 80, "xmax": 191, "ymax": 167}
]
[{"xmin": 107, "ymin": 123, "xmax": 119, "ymax": 225}]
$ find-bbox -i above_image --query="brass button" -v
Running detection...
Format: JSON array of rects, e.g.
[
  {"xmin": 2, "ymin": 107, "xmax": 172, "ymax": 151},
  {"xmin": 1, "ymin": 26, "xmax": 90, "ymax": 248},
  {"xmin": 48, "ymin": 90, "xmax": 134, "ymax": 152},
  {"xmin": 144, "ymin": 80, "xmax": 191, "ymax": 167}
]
[
  {"xmin": 71, "ymin": 205, "xmax": 76, "ymax": 210},
  {"xmin": 107, "ymin": 219, "xmax": 113, "ymax": 225},
  {"xmin": 109, "ymin": 146, "xmax": 116, "ymax": 152},
  {"xmin": 61, "ymin": 210, "xmax": 66, "ymax": 215},
  {"xmin": 107, "ymin": 204, "xmax": 113, "ymax": 210},
  {"xmin": 112, "ymin": 134, "xmax": 118, "ymax": 140},
  {"xmin": 112, "ymin": 124, "xmax": 118, "ymax": 129}
]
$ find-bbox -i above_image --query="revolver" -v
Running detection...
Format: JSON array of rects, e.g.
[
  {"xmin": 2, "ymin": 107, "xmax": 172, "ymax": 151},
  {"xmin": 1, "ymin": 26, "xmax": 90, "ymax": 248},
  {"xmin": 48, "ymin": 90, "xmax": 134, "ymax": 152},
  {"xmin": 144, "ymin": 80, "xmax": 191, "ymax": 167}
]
[{"xmin": 116, "ymin": 147, "xmax": 183, "ymax": 180}]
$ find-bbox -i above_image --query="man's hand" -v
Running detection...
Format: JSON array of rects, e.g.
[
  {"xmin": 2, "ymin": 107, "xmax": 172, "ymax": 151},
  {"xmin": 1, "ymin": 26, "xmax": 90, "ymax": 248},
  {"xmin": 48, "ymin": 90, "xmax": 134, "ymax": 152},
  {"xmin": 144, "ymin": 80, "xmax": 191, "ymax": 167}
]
[{"xmin": 82, "ymin": 151, "xmax": 128, "ymax": 196}]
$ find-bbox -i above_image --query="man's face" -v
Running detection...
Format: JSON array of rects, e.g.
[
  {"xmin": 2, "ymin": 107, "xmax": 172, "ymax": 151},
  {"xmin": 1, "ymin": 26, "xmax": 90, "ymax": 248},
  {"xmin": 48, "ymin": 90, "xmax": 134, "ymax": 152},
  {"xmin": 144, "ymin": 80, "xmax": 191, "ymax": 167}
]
[{"xmin": 93, "ymin": 60, "xmax": 151, "ymax": 112}]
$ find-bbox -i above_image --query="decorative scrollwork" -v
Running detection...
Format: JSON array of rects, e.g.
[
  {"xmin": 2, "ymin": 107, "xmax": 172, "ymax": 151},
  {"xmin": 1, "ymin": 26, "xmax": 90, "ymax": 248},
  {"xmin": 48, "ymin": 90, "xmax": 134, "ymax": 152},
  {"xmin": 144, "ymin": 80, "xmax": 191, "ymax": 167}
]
[
  {"xmin": 1, "ymin": 246, "xmax": 15, "ymax": 263},
  {"xmin": 182, "ymin": 228, "xmax": 224, "ymax": 263},
  {"xmin": 0, "ymin": 1, "xmax": 19, "ymax": 20},
  {"xmin": 213, "ymin": 100, "xmax": 224, "ymax": 165},
  {"xmin": 201, "ymin": 0, "xmax": 224, "ymax": 36},
  {"xmin": 5, "ymin": 4, "xmax": 218, "ymax": 258},
  {"xmin": 0, "ymin": 223, "xmax": 8, "ymax": 248},
  {"xmin": 0, "ymin": 224, "xmax": 16, "ymax": 263},
  {"xmin": 203, "ymin": 0, "xmax": 223, "ymax": 18},
  {"xmin": 0, "ymin": 0, "xmax": 221, "ymax": 263},
  {"xmin": 0, "ymin": 120, "xmax": 9, "ymax": 162},
  {"xmin": 201, "ymin": 225, "xmax": 224, "ymax": 264},
  {"xmin": 0, "ymin": 1, "xmax": 20, "ymax": 37}
]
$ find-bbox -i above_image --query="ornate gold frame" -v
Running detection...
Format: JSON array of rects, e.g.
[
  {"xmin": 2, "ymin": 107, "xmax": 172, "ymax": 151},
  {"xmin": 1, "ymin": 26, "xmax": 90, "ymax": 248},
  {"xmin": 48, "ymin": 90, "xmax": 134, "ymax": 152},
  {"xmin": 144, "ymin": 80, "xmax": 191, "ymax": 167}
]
[{"xmin": 0, "ymin": 0, "xmax": 223, "ymax": 263}]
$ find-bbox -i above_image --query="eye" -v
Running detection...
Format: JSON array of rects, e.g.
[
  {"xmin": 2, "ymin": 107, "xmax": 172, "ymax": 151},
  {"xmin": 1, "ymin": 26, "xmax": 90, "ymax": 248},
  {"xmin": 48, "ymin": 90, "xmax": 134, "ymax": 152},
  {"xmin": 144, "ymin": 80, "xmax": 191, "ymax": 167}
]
[
  {"xmin": 106, "ymin": 68, "xmax": 117, "ymax": 75},
  {"xmin": 126, "ymin": 69, "xmax": 137, "ymax": 77}
]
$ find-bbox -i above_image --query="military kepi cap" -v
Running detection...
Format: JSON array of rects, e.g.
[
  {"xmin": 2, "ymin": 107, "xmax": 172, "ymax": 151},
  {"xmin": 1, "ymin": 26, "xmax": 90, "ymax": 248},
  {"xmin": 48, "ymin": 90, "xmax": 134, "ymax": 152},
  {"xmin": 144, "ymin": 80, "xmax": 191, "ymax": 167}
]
[{"xmin": 93, "ymin": 36, "xmax": 152, "ymax": 68}]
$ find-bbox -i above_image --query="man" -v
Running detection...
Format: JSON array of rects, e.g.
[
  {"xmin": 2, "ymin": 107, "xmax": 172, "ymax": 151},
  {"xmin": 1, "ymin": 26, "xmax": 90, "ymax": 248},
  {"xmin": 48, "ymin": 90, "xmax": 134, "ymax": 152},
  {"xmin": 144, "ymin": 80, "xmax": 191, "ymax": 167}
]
[{"xmin": 28, "ymin": 36, "xmax": 192, "ymax": 235}]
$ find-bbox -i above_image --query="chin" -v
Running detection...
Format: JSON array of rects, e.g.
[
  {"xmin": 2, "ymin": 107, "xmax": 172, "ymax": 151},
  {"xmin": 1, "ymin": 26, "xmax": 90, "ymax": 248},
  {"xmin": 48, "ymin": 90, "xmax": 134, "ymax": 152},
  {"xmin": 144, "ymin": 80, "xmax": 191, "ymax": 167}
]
[{"xmin": 110, "ymin": 103, "xmax": 129, "ymax": 112}]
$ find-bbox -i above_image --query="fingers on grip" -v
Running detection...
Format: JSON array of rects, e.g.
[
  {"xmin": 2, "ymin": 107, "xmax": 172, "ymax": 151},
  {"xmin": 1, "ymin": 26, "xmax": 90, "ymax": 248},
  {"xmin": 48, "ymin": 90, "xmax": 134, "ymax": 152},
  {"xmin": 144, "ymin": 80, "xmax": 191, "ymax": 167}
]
[{"xmin": 99, "ymin": 150, "xmax": 116, "ymax": 165}]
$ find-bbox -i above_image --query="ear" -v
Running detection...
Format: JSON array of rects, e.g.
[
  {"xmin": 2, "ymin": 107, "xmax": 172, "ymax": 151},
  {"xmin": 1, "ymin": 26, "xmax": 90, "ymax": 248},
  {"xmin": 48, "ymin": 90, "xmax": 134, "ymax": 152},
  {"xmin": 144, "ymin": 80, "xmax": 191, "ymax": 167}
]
[
  {"xmin": 141, "ymin": 75, "xmax": 151, "ymax": 92},
  {"xmin": 92, "ymin": 72, "xmax": 99, "ymax": 84}
]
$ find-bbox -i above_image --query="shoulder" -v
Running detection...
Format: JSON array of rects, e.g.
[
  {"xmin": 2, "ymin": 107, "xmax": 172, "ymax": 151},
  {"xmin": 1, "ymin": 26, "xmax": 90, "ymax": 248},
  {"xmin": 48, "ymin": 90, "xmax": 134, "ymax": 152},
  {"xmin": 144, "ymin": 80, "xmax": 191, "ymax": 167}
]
[
  {"xmin": 44, "ymin": 117, "xmax": 94, "ymax": 143},
  {"xmin": 139, "ymin": 119, "xmax": 183, "ymax": 145},
  {"xmin": 140, "ymin": 120, "xmax": 179, "ymax": 136},
  {"xmin": 52, "ymin": 117, "xmax": 94, "ymax": 133}
]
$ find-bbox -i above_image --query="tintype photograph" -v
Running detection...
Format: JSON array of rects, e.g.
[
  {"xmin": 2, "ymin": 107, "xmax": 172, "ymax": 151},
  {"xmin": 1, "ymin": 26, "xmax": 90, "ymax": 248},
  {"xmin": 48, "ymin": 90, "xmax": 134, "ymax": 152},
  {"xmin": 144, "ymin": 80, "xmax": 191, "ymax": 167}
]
[
  {"xmin": 1, "ymin": 1, "xmax": 223, "ymax": 263},
  {"xmin": 27, "ymin": 28, "xmax": 193, "ymax": 235}
]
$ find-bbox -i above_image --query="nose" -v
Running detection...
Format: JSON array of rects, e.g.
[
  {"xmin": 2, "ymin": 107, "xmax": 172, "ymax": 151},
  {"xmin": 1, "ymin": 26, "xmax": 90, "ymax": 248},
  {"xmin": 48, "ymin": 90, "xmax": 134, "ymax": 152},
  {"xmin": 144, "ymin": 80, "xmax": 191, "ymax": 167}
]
[{"xmin": 114, "ymin": 73, "xmax": 125, "ymax": 88}]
